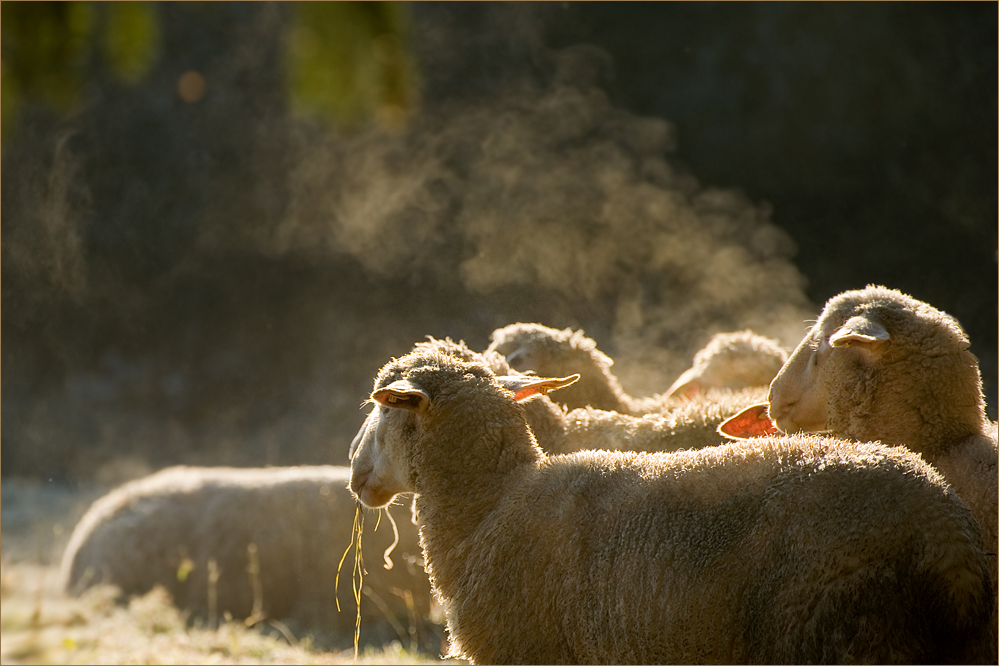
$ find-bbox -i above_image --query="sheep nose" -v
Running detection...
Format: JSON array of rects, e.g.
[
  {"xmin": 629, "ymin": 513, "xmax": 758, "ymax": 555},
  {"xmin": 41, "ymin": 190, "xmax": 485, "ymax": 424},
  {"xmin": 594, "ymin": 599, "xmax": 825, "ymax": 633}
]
[
  {"xmin": 349, "ymin": 467, "xmax": 371, "ymax": 497},
  {"xmin": 767, "ymin": 399, "xmax": 793, "ymax": 423}
]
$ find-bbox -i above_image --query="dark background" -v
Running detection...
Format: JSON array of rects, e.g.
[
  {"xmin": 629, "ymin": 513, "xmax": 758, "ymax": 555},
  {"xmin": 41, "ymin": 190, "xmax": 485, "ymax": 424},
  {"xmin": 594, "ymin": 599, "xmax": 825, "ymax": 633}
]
[{"xmin": 3, "ymin": 2, "xmax": 995, "ymax": 483}]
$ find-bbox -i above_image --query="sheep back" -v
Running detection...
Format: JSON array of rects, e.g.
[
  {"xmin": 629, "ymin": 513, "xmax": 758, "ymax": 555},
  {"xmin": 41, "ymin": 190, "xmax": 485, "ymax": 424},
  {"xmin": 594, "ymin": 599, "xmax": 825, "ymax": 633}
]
[{"xmin": 435, "ymin": 436, "xmax": 992, "ymax": 664}]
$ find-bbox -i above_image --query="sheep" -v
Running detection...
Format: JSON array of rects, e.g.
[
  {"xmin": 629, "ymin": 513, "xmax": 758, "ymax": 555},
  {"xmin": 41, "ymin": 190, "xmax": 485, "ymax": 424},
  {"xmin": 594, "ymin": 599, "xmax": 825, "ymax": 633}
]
[
  {"xmin": 724, "ymin": 287, "xmax": 998, "ymax": 568},
  {"xmin": 723, "ymin": 285, "xmax": 999, "ymax": 654},
  {"xmin": 663, "ymin": 329, "xmax": 788, "ymax": 400},
  {"xmin": 413, "ymin": 336, "xmax": 570, "ymax": 450},
  {"xmin": 554, "ymin": 388, "xmax": 769, "ymax": 456},
  {"xmin": 485, "ymin": 323, "xmax": 638, "ymax": 413},
  {"xmin": 485, "ymin": 322, "xmax": 784, "ymax": 415},
  {"xmin": 348, "ymin": 347, "xmax": 995, "ymax": 664},
  {"xmin": 59, "ymin": 465, "xmax": 442, "ymax": 651},
  {"xmin": 416, "ymin": 335, "xmax": 758, "ymax": 456}
]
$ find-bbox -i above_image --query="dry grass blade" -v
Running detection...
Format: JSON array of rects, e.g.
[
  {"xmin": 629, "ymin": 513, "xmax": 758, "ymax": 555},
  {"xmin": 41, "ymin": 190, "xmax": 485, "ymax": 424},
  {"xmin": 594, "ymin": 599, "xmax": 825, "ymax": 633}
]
[
  {"xmin": 335, "ymin": 503, "xmax": 365, "ymax": 663},
  {"xmin": 380, "ymin": 506, "xmax": 400, "ymax": 571}
]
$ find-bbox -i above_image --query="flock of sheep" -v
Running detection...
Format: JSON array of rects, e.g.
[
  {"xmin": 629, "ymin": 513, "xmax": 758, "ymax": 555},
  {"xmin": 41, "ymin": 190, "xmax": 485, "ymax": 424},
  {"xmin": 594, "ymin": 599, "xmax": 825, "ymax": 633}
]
[{"xmin": 60, "ymin": 285, "xmax": 997, "ymax": 664}]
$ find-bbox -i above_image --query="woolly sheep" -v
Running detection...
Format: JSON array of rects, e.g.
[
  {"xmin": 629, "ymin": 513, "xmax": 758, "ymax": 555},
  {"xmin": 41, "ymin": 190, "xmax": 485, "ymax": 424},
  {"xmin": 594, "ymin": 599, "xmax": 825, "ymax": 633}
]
[
  {"xmin": 348, "ymin": 348, "xmax": 994, "ymax": 664},
  {"xmin": 726, "ymin": 287, "xmax": 998, "ymax": 565},
  {"xmin": 413, "ymin": 336, "xmax": 570, "ymax": 449},
  {"xmin": 553, "ymin": 388, "xmax": 768, "ymax": 456},
  {"xmin": 416, "ymin": 335, "xmax": 758, "ymax": 456},
  {"xmin": 485, "ymin": 323, "xmax": 639, "ymax": 413},
  {"xmin": 663, "ymin": 329, "xmax": 788, "ymax": 400},
  {"xmin": 723, "ymin": 285, "xmax": 999, "ymax": 653},
  {"xmin": 59, "ymin": 465, "xmax": 440, "ymax": 650},
  {"xmin": 486, "ymin": 322, "xmax": 783, "ymax": 415}
]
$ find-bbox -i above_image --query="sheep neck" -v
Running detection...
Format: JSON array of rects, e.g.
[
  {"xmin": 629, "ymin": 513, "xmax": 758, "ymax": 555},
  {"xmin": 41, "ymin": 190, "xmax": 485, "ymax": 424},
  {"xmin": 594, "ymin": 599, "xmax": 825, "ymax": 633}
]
[
  {"xmin": 411, "ymin": 396, "xmax": 542, "ymax": 601},
  {"xmin": 564, "ymin": 361, "xmax": 632, "ymax": 413},
  {"xmin": 831, "ymin": 351, "xmax": 988, "ymax": 462}
]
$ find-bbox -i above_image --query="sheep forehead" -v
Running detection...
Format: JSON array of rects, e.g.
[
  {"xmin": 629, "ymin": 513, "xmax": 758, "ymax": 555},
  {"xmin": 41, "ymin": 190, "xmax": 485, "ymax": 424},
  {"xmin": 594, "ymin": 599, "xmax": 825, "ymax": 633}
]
[
  {"xmin": 491, "ymin": 324, "xmax": 593, "ymax": 367},
  {"xmin": 417, "ymin": 336, "xmax": 487, "ymax": 365},
  {"xmin": 376, "ymin": 350, "xmax": 496, "ymax": 397},
  {"xmin": 695, "ymin": 331, "xmax": 787, "ymax": 367},
  {"xmin": 374, "ymin": 349, "xmax": 471, "ymax": 391},
  {"xmin": 818, "ymin": 287, "xmax": 970, "ymax": 351},
  {"xmin": 488, "ymin": 324, "xmax": 550, "ymax": 353},
  {"xmin": 490, "ymin": 322, "xmax": 558, "ymax": 344}
]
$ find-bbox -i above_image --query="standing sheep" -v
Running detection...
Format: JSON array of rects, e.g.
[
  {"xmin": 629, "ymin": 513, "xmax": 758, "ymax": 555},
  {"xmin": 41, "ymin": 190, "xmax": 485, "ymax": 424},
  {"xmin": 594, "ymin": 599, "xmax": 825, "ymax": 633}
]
[
  {"xmin": 724, "ymin": 285, "xmax": 999, "ymax": 654},
  {"xmin": 348, "ymin": 348, "xmax": 994, "ymax": 664},
  {"xmin": 60, "ymin": 465, "xmax": 441, "ymax": 651}
]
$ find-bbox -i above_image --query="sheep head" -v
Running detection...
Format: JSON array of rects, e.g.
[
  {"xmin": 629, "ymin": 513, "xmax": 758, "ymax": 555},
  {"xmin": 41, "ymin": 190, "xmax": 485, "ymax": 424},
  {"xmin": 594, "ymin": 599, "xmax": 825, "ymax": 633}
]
[
  {"xmin": 487, "ymin": 323, "xmax": 613, "ymax": 376},
  {"xmin": 767, "ymin": 285, "xmax": 986, "ymax": 454},
  {"xmin": 349, "ymin": 350, "xmax": 578, "ymax": 510},
  {"xmin": 487, "ymin": 323, "xmax": 628, "ymax": 412},
  {"xmin": 665, "ymin": 330, "xmax": 788, "ymax": 400}
]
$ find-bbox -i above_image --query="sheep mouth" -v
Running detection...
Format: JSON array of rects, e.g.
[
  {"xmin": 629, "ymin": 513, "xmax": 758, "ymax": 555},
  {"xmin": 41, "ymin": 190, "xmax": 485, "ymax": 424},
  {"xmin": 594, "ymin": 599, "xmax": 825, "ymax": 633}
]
[{"xmin": 351, "ymin": 480, "xmax": 398, "ymax": 509}]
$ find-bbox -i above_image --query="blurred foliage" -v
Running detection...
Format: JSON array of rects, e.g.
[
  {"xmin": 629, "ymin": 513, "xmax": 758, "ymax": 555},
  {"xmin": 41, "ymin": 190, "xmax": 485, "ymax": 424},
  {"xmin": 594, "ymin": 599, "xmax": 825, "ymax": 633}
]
[
  {"xmin": 1, "ymin": 1, "xmax": 95, "ymax": 135},
  {"xmin": 100, "ymin": 1, "xmax": 158, "ymax": 82},
  {"xmin": 1, "ymin": 2, "xmax": 158, "ymax": 138},
  {"xmin": 287, "ymin": 1, "xmax": 416, "ymax": 130},
  {"xmin": 1, "ymin": 1, "xmax": 415, "ymax": 142}
]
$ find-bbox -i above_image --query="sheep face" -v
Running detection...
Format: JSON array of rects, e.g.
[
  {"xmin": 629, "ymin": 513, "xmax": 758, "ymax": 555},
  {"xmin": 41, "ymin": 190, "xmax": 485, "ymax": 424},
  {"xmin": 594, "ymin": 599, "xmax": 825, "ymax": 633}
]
[
  {"xmin": 349, "ymin": 402, "xmax": 421, "ymax": 509},
  {"xmin": 349, "ymin": 353, "xmax": 578, "ymax": 510},
  {"xmin": 768, "ymin": 285, "xmax": 984, "ymax": 445}
]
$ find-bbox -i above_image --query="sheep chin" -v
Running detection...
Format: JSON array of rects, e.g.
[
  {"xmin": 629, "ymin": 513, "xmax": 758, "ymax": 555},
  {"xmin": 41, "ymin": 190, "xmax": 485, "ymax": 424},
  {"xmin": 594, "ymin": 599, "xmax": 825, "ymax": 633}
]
[{"xmin": 354, "ymin": 483, "xmax": 400, "ymax": 510}]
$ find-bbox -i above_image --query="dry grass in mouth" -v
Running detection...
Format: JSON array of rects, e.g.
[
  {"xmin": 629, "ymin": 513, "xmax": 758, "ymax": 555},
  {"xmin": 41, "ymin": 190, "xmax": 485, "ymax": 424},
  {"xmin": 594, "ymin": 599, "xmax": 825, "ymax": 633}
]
[
  {"xmin": 335, "ymin": 503, "xmax": 406, "ymax": 663},
  {"xmin": 336, "ymin": 504, "xmax": 366, "ymax": 662}
]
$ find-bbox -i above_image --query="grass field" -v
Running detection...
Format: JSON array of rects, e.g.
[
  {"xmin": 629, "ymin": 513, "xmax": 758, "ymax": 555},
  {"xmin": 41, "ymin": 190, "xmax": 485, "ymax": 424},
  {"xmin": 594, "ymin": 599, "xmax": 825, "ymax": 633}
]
[{"xmin": 0, "ymin": 477, "xmax": 455, "ymax": 665}]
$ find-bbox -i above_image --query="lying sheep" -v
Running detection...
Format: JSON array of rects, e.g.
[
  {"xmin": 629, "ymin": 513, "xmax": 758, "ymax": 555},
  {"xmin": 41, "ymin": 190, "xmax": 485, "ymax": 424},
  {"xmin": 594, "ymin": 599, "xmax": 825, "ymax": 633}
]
[
  {"xmin": 348, "ymin": 348, "xmax": 995, "ymax": 664},
  {"xmin": 663, "ymin": 329, "xmax": 787, "ymax": 400},
  {"xmin": 59, "ymin": 465, "xmax": 440, "ymax": 650},
  {"xmin": 724, "ymin": 285, "xmax": 999, "ymax": 654}
]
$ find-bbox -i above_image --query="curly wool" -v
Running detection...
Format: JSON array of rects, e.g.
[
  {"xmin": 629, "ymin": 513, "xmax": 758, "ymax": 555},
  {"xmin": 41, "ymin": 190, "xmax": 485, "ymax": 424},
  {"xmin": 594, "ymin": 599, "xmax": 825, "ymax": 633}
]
[{"xmin": 349, "ymin": 350, "xmax": 994, "ymax": 664}]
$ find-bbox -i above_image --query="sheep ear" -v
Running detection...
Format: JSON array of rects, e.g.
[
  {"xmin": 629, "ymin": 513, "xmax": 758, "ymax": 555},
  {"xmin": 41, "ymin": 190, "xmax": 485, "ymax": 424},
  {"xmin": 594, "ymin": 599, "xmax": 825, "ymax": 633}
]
[
  {"xmin": 829, "ymin": 316, "xmax": 890, "ymax": 357},
  {"xmin": 372, "ymin": 380, "xmax": 429, "ymax": 414},
  {"xmin": 496, "ymin": 374, "xmax": 580, "ymax": 401},
  {"xmin": 664, "ymin": 367, "xmax": 701, "ymax": 400},
  {"xmin": 718, "ymin": 403, "xmax": 780, "ymax": 439}
]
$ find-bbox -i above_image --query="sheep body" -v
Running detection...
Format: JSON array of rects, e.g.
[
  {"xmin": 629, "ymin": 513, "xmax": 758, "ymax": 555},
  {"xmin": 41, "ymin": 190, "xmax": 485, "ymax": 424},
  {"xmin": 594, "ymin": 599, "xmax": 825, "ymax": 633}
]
[
  {"xmin": 486, "ymin": 323, "xmax": 785, "ymax": 414},
  {"xmin": 765, "ymin": 285, "xmax": 999, "ymax": 655},
  {"xmin": 59, "ymin": 465, "xmax": 437, "ymax": 649},
  {"xmin": 416, "ymin": 335, "xmax": 763, "ymax": 455},
  {"xmin": 554, "ymin": 387, "xmax": 768, "ymax": 455},
  {"xmin": 765, "ymin": 286, "xmax": 997, "ymax": 564},
  {"xmin": 349, "ymin": 349, "xmax": 994, "ymax": 664}
]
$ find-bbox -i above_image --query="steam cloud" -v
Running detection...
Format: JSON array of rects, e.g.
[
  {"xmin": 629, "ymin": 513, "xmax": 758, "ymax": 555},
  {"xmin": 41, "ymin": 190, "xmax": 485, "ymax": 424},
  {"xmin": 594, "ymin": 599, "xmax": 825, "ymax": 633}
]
[
  {"xmin": 3, "ymin": 9, "xmax": 820, "ymax": 479},
  {"xmin": 271, "ymin": 45, "xmax": 815, "ymax": 394}
]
